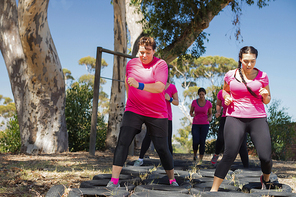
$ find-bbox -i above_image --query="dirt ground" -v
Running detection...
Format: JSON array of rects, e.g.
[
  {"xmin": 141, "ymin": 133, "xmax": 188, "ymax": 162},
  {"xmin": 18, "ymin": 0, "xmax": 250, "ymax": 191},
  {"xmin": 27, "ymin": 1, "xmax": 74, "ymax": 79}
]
[{"xmin": 0, "ymin": 150, "xmax": 295, "ymax": 196}]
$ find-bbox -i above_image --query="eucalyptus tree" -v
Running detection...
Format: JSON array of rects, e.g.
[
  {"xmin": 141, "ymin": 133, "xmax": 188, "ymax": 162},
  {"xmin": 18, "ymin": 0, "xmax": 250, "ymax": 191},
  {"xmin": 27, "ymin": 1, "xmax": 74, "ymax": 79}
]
[
  {"xmin": 131, "ymin": 0, "xmax": 271, "ymax": 62},
  {"xmin": 106, "ymin": 0, "xmax": 128, "ymax": 148},
  {"xmin": 0, "ymin": 0, "xmax": 67, "ymax": 154},
  {"xmin": 0, "ymin": 95, "xmax": 16, "ymax": 119}
]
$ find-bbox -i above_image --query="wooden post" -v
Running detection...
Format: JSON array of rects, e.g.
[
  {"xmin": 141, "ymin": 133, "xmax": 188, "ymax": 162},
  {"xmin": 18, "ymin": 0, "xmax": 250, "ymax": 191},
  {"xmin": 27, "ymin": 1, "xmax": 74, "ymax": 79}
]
[{"xmin": 89, "ymin": 47, "xmax": 102, "ymax": 156}]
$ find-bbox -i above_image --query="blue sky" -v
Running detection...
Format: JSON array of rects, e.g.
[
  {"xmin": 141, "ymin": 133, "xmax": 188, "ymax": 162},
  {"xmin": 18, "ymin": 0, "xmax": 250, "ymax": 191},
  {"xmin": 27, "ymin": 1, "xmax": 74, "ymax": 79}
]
[{"xmin": 0, "ymin": 0, "xmax": 295, "ymax": 135}]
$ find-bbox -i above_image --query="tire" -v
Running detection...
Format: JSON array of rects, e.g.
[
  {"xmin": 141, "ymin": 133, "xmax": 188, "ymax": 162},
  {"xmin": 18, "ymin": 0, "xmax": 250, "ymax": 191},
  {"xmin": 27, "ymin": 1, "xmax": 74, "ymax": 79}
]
[
  {"xmin": 232, "ymin": 175, "xmax": 277, "ymax": 186},
  {"xmin": 68, "ymin": 188, "xmax": 130, "ymax": 197},
  {"xmin": 250, "ymin": 190, "xmax": 296, "ymax": 197},
  {"xmin": 80, "ymin": 180, "xmax": 135, "ymax": 190},
  {"xmin": 242, "ymin": 182, "xmax": 292, "ymax": 194},
  {"xmin": 120, "ymin": 177, "xmax": 142, "ymax": 186},
  {"xmin": 193, "ymin": 182, "xmax": 240, "ymax": 192},
  {"xmin": 93, "ymin": 174, "xmax": 132, "ymax": 180},
  {"xmin": 141, "ymin": 176, "xmax": 191, "ymax": 187},
  {"xmin": 174, "ymin": 159, "xmax": 194, "ymax": 171},
  {"xmin": 130, "ymin": 190, "xmax": 193, "ymax": 197},
  {"xmin": 198, "ymin": 169, "xmax": 216, "ymax": 178},
  {"xmin": 134, "ymin": 184, "xmax": 190, "ymax": 194},
  {"xmin": 80, "ymin": 180, "xmax": 109, "ymax": 188},
  {"xmin": 151, "ymin": 169, "xmax": 190, "ymax": 177},
  {"xmin": 192, "ymin": 176, "xmax": 214, "ymax": 184},
  {"xmin": 121, "ymin": 166, "xmax": 154, "ymax": 177},
  {"xmin": 127, "ymin": 159, "xmax": 161, "ymax": 166},
  {"xmin": 45, "ymin": 185, "xmax": 65, "ymax": 197},
  {"xmin": 191, "ymin": 190, "xmax": 258, "ymax": 197}
]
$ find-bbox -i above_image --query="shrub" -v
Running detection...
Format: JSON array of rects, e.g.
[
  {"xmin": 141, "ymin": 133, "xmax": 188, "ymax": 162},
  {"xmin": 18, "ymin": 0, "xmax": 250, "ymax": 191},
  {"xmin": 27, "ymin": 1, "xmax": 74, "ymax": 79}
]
[
  {"xmin": 267, "ymin": 100, "xmax": 296, "ymax": 160},
  {"xmin": 0, "ymin": 114, "xmax": 21, "ymax": 153},
  {"xmin": 205, "ymin": 138, "xmax": 216, "ymax": 154},
  {"xmin": 65, "ymin": 82, "xmax": 107, "ymax": 152}
]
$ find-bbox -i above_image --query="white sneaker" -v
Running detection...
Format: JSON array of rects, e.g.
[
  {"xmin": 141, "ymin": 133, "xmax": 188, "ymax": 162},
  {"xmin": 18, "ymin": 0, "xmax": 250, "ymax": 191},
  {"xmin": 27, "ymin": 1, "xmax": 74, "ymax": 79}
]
[{"xmin": 133, "ymin": 159, "xmax": 143, "ymax": 166}]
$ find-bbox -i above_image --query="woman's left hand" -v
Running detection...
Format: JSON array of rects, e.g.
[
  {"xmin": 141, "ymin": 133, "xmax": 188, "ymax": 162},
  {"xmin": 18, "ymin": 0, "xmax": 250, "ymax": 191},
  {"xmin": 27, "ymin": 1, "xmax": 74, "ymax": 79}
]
[
  {"xmin": 127, "ymin": 77, "xmax": 138, "ymax": 88},
  {"xmin": 207, "ymin": 116, "xmax": 212, "ymax": 122},
  {"xmin": 165, "ymin": 93, "xmax": 170, "ymax": 101}
]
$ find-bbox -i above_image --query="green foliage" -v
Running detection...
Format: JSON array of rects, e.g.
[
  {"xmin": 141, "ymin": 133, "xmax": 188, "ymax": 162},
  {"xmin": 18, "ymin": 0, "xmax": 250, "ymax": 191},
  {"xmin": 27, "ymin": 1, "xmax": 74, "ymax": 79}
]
[
  {"xmin": 208, "ymin": 85, "xmax": 223, "ymax": 138},
  {"xmin": 79, "ymin": 56, "xmax": 108, "ymax": 73},
  {"xmin": 62, "ymin": 68, "xmax": 75, "ymax": 81},
  {"xmin": 173, "ymin": 117, "xmax": 192, "ymax": 153},
  {"xmin": 267, "ymin": 100, "xmax": 296, "ymax": 160},
  {"xmin": 205, "ymin": 139, "xmax": 216, "ymax": 154},
  {"xmin": 0, "ymin": 95, "xmax": 16, "ymax": 118},
  {"xmin": 65, "ymin": 82, "xmax": 107, "ymax": 152},
  {"xmin": 131, "ymin": 0, "xmax": 271, "ymax": 59},
  {"xmin": 171, "ymin": 56, "xmax": 237, "ymax": 90},
  {"xmin": 0, "ymin": 114, "xmax": 21, "ymax": 153}
]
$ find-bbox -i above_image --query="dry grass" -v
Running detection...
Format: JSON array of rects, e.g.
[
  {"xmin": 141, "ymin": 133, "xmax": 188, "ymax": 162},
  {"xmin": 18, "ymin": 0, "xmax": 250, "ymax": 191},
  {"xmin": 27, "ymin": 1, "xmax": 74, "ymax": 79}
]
[{"xmin": 0, "ymin": 150, "xmax": 295, "ymax": 196}]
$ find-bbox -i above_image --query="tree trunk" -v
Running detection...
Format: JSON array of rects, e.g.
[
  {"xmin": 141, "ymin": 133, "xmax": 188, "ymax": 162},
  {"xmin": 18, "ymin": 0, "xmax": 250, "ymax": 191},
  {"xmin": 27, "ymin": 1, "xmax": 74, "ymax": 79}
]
[
  {"xmin": 10, "ymin": 0, "xmax": 67, "ymax": 154},
  {"xmin": 125, "ymin": 0, "xmax": 143, "ymax": 57},
  {"xmin": 106, "ymin": 0, "xmax": 127, "ymax": 148},
  {"xmin": 0, "ymin": 0, "xmax": 28, "ymax": 137},
  {"xmin": 125, "ymin": 0, "xmax": 147, "ymax": 150}
]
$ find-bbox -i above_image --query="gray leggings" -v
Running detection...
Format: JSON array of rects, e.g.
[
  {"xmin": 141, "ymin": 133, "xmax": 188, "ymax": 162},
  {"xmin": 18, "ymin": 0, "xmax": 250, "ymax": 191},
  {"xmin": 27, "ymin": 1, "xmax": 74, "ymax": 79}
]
[{"xmin": 214, "ymin": 117, "xmax": 272, "ymax": 179}]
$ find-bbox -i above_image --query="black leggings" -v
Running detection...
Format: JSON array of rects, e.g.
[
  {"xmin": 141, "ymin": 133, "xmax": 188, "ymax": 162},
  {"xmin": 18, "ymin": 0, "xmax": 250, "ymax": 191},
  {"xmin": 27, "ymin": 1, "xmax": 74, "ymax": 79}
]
[
  {"xmin": 113, "ymin": 112, "xmax": 174, "ymax": 170},
  {"xmin": 215, "ymin": 117, "xmax": 272, "ymax": 179},
  {"xmin": 215, "ymin": 117, "xmax": 249, "ymax": 168},
  {"xmin": 139, "ymin": 120, "xmax": 173, "ymax": 158},
  {"xmin": 192, "ymin": 124, "xmax": 209, "ymax": 155}
]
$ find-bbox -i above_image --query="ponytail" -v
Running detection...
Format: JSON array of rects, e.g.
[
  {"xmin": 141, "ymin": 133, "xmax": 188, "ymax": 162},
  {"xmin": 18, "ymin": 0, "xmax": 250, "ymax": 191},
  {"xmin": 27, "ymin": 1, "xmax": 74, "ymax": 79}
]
[{"xmin": 238, "ymin": 46, "xmax": 258, "ymax": 98}]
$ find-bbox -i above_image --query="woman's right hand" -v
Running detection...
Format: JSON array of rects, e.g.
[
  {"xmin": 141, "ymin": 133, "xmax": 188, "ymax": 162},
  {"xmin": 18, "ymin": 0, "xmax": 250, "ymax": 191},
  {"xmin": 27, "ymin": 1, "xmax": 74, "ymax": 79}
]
[{"xmin": 224, "ymin": 96, "xmax": 233, "ymax": 106}]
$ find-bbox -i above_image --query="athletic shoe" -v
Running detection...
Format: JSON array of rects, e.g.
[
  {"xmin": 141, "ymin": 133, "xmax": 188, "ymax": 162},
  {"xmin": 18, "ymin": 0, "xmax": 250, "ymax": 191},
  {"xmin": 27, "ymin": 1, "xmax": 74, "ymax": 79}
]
[
  {"xmin": 106, "ymin": 181, "xmax": 120, "ymax": 188},
  {"xmin": 260, "ymin": 175, "xmax": 274, "ymax": 190},
  {"xmin": 170, "ymin": 181, "xmax": 179, "ymax": 186},
  {"xmin": 211, "ymin": 154, "xmax": 219, "ymax": 166},
  {"xmin": 133, "ymin": 159, "xmax": 143, "ymax": 166},
  {"xmin": 193, "ymin": 156, "xmax": 197, "ymax": 161}
]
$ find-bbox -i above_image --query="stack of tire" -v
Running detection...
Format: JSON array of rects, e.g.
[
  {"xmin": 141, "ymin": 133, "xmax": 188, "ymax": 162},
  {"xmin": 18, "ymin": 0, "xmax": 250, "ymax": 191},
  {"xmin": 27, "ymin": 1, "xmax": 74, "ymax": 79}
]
[{"xmin": 46, "ymin": 160, "xmax": 295, "ymax": 197}]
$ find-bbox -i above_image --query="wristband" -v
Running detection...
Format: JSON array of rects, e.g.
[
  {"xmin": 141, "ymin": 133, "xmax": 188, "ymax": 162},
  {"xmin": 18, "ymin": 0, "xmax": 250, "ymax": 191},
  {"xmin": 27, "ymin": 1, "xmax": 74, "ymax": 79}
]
[
  {"xmin": 137, "ymin": 82, "xmax": 144, "ymax": 90},
  {"xmin": 169, "ymin": 97, "xmax": 173, "ymax": 102}
]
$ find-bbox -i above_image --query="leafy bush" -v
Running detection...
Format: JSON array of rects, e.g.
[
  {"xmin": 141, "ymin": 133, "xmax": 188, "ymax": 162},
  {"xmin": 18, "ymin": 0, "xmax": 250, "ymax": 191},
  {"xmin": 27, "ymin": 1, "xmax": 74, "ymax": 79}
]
[
  {"xmin": 267, "ymin": 100, "xmax": 296, "ymax": 160},
  {"xmin": 65, "ymin": 82, "xmax": 107, "ymax": 152},
  {"xmin": 0, "ymin": 114, "xmax": 21, "ymax": 153},
  {"xmin": 205, "ymin": 138, "xmax": 216, "ymax": 154}
]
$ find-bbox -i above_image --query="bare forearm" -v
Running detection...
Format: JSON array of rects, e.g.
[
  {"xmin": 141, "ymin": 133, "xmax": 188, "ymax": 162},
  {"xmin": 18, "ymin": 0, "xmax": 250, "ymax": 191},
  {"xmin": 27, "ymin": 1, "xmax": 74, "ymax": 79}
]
[
  {"xmin": 262, "ymin": 95, "xmax": 271, "ymax": 104},
  {"xmin": 143, "ymin": 83, "xmax": 165, "ymax": 93}
]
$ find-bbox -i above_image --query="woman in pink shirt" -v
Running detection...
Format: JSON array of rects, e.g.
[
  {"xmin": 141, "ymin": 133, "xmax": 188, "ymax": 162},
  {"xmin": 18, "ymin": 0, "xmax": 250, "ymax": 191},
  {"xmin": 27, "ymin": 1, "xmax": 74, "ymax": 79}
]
[
  {"xmin": 190, "ymin": 87, "xmax": 213, "ymax": 163},
  {"xmin": 211, "ymin": 46, "xmax": 272, "ymax": 192},
  {"xmin": 133, "ymin": 81, "xmax": 179, "ymax": 166},
  {"xmin": 107, "ymin": 37, "xmax": 178, "ymax": 187},
  {"xmin": 210, "ymin": 89, "xmax": 249, "ymax": 168}
]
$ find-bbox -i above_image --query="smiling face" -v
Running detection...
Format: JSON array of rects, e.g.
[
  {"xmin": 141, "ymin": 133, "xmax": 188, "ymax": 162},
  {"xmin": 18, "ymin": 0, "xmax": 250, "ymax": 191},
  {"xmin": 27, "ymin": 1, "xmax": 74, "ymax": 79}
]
[
  {"xmin": 240, "ymin": 53, "xmax": 257, "ymax": 74},
  {"xmin": 139, "ymin": 45, "xmax": 155, "ymax": 64}
]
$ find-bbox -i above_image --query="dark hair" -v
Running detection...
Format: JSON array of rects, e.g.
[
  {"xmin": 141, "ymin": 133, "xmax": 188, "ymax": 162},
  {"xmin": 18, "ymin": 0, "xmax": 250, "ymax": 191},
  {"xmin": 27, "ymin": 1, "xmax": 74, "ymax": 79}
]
[
  {"xmin": 198, "ymin": 87, "xmax": 206, "ymax": 95},
  {"xmin": 238, "ymin": 46, "xmax": 258, "ymax": 98},
  {"xmin": 138, "ymin": 36, "xmax": 157, "ymax": 50}
]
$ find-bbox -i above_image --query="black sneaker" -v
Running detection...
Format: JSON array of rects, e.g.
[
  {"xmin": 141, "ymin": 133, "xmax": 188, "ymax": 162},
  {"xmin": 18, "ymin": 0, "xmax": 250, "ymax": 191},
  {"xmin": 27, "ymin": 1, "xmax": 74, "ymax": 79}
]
[{"xmin": 260, "ymin": 175, "xmax": 274, "ymax": 190}]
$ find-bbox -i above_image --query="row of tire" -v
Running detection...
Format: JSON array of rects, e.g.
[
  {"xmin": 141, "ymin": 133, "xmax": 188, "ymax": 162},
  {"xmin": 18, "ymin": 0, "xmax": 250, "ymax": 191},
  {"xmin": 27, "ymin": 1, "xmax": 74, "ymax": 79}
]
[{"xmin": 46, "ymin": 165, "xmax": 295, "ymax": 197}]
